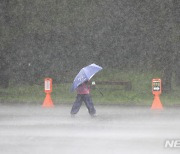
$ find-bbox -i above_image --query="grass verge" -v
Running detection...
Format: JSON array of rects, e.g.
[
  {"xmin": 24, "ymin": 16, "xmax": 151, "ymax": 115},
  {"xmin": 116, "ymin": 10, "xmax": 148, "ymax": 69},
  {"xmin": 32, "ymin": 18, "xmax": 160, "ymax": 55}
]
[{"xmin": 0, "ymin": 70, "xmax": 180, "ymax": 106}]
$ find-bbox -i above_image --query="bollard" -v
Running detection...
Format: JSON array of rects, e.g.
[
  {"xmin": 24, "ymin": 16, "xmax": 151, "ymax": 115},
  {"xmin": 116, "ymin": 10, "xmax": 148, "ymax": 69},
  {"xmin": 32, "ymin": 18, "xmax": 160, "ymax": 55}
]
[
  {"xmin": 151, "ymin": 78, "xmax": 163, "ymax": 109},
  {"xmin": 42, "ymin": 78, "xmax": 54, "ymax": 107}
]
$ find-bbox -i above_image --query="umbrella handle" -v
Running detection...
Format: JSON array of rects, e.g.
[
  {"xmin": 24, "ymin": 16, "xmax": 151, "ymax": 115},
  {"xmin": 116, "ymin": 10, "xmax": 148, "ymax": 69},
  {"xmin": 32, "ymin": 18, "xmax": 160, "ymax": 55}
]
[
  {"xmin": 91, "ymin": 81, "xmax": 103, "ymax": 96},
  {"xmin": 95, "ymin": 86, "xmax": 104, "ymax": 96}
]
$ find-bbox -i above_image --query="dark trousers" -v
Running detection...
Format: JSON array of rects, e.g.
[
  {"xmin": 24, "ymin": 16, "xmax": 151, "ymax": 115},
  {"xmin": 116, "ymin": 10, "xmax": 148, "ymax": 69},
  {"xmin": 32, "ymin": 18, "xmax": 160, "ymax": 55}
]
[{"xmin": 71, "ymin": 94, "xmax": 96, "ymax": 115}]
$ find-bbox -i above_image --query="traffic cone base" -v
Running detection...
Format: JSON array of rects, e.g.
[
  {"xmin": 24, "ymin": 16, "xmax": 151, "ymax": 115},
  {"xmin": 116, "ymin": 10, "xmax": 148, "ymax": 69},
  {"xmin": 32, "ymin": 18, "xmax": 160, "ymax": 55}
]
[
  {"xmin": 42, "ymin": 93, "xmax": 54, "ymax": 107},
  {"xmin": 151, "ymin": 95, "xmax": 163, "ymax": 109}
]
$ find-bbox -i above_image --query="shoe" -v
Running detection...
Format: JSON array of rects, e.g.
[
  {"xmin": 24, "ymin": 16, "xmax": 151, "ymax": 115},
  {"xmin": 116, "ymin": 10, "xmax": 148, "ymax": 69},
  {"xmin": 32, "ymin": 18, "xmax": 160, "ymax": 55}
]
[
  {"xmin": 91, "ymin": 114, "xmax": 97, "ymax": 118},
  {"xmin": 71, "ymin": 114, "xmax": 75, "ymax": 118}
]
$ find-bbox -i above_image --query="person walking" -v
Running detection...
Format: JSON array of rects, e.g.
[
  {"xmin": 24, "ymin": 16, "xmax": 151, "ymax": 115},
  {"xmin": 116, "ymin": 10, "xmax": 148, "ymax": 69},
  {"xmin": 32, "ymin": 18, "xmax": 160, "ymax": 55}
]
[{"xmin": 70, "ymin": 81, "xmax": 96, "ymax": 117}]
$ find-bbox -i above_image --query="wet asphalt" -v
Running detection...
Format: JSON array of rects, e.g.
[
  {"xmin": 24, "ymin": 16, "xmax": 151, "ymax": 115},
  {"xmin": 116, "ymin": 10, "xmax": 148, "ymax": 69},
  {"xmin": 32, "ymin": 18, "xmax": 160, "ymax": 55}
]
[{"xmin": 0, "ymin": 104, "xmax": 179, "ymax": 154}]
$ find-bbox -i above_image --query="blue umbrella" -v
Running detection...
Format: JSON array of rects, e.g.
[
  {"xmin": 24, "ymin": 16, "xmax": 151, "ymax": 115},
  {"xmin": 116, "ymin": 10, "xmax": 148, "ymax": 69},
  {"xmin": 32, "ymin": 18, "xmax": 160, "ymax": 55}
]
[{"xmin": 71, "ymin": 63, "xmax": 103, "ymax": 91}]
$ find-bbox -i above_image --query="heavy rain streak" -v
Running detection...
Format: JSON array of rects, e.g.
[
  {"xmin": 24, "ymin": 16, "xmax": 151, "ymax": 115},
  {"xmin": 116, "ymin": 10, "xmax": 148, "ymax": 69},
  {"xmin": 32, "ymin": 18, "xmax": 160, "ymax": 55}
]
[{"xmin": 0, "ymin": 0, "xmax": 179, "ymax": 154}]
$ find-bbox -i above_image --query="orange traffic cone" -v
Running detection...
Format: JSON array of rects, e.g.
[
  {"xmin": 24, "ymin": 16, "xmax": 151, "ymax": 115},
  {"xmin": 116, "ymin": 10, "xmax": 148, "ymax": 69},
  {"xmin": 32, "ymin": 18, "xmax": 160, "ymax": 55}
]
[
  {"xmin": 151, "ymin": 95, "xmax": 163, "ymax": 109},
  {"xmin": 42, "ymin": 93, "xmax": 54, "ymax": 107}
]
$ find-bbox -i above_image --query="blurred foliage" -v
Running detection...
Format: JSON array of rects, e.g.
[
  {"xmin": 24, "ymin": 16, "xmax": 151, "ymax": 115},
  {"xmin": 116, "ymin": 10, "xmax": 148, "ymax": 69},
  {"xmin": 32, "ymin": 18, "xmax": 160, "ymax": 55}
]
[
  {"xmin": 0, "ymin": 0, "xmax": 179, "ymax": 93},
  {"xmin": 0, "ymin": 70, "xmax": 180, "ymax": 105}
]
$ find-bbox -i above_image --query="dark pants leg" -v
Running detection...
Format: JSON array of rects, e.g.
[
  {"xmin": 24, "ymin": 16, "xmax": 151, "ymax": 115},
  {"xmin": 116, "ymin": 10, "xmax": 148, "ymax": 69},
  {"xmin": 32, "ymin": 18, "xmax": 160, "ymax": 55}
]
[
  {"xmin": 83, "ymin": 94, "xmax": 96, "ymax": 116},
  {"xmin": 70, "ymin": 95, "xmax": 83, "ymax": 115}
]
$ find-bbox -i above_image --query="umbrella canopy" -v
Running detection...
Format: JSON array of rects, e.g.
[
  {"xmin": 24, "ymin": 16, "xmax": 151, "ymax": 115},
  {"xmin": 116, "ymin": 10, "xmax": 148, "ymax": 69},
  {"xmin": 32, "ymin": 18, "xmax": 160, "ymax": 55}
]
[{"xmin": 71, "ymin": 63, "xmax": 102, "ymax": 92}]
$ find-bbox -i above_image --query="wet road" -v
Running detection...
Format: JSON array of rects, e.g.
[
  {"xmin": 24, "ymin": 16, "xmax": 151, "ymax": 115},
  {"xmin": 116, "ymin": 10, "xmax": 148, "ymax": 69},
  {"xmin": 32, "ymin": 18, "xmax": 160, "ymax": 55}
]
[{"xmin": 0, "ymin": 104, "xmax": 179, "ymax": 154}]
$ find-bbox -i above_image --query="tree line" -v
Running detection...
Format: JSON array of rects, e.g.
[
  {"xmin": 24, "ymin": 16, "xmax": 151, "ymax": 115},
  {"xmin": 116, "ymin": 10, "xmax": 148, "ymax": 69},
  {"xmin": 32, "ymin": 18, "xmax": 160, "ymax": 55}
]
[{"xmin": 0, "ymin": 0, "xmax": 179, "ymax": 92}]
